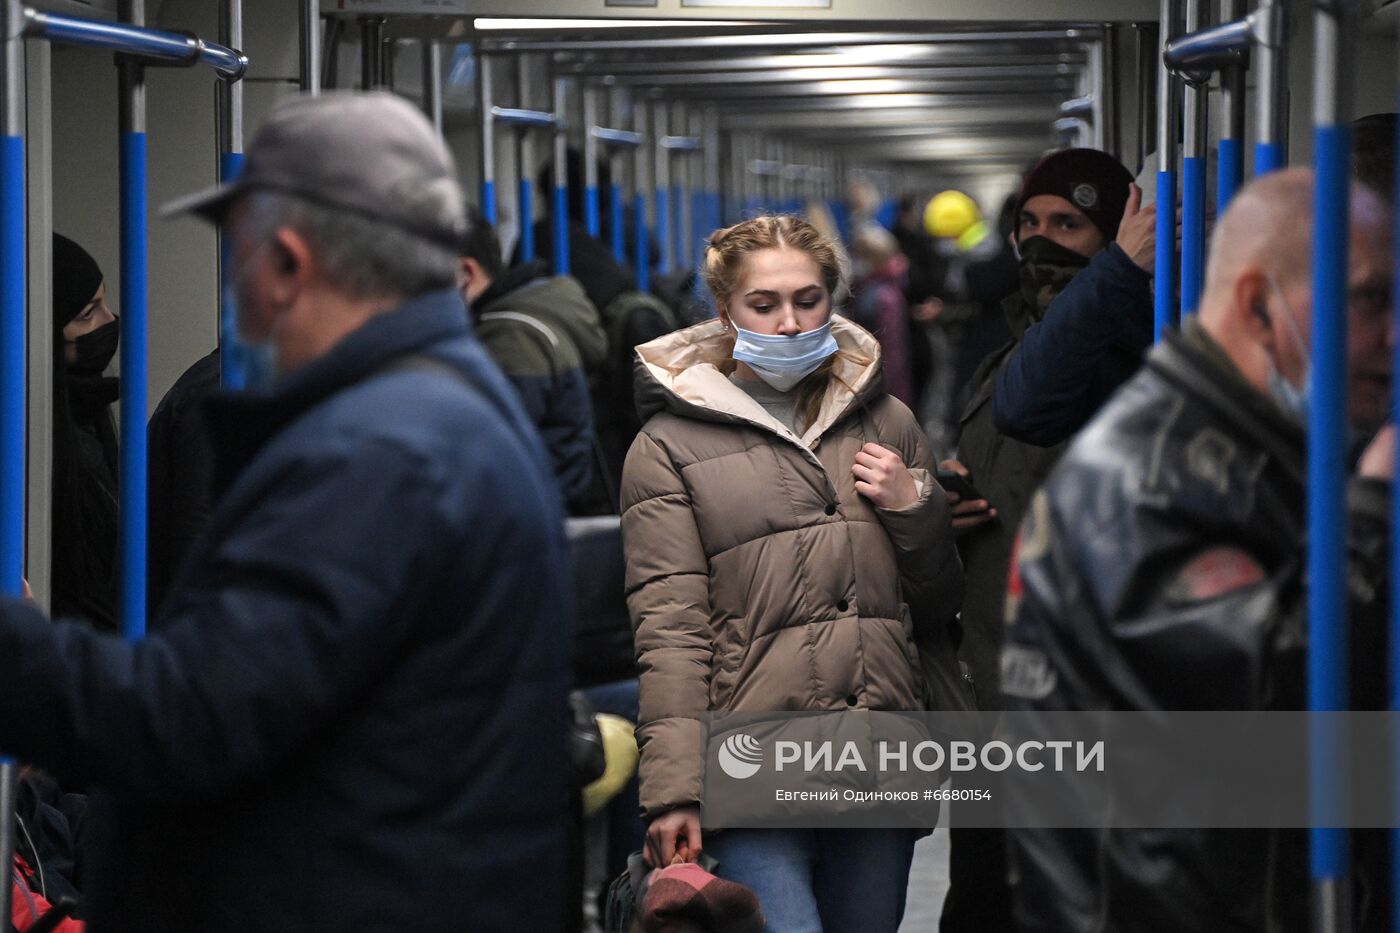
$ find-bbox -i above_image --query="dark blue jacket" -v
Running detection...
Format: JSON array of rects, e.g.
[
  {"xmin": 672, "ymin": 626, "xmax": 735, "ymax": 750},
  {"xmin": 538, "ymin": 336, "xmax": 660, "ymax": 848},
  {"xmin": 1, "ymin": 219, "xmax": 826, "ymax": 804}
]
[
  {"xmin": 0, "ymin": 290, "xmax": 572, "ymax": 932},
  {"xmin": 991, "ymin": 243, "xmax": 1153, "ymax": 447}
]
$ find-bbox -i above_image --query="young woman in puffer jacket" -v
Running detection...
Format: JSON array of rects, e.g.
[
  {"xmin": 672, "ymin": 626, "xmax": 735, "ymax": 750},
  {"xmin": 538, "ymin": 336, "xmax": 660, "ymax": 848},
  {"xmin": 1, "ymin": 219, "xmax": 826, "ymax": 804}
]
[{"xmin": 620, "ymin": 215, "xmax": 962, "ymax": 931}]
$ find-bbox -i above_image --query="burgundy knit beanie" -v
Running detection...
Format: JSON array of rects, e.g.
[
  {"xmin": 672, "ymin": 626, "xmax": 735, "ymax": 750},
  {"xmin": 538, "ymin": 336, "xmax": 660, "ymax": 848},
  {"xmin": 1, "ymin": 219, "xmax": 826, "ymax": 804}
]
[{"xmin": 1014, "ymin": 148, "xmax": 1134, "ymax": 244}]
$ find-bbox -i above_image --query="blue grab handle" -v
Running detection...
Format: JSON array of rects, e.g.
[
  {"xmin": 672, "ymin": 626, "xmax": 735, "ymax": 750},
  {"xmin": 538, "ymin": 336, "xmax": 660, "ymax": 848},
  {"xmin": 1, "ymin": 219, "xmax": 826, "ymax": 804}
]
[
  {"xmin": 1255, "ymin": 141, "xmax": 1285, "ymax": 177},
  {"xmin": 481, "ymin": 179, "xmax": 497, "ymax": 226},
  {"xmin": 1217, "ymin": 137, "xmax": 1243, "ymax": 214},
  {"xmin": 552, "ymin": 184, "xmax": 570, "ymax": 276},
  {"xmin": 1180, "ymin": 156, "xmax": 1206, "ymax": 316},
  {"xmin": 1309, "ymin": 122, "xmax": 1352, "ymax": 879},
  {"xmin": 517, "ymin": 179, "xmax": 534, "ymax": 262},
  {"xmin": 120, "ymin": 131, "xmax": 148, "ymax": 643},
  {"xmin": 585, "ymin": 184, "xmax": 600, "ymax": 240},
  {"xmin": 0, "ymin": 136, "xmax": 24, "ymax": 598},
  {"xmin": 656, "ymin": 186, "xmax": 672, "ymax": 276},
  {"xmin": 609, "ymin": 183, "xmax": 625, "ymax": 265},
  {"xmin": 634, "ymin": 193, "xmax": 650, "ymax": 292},
  {"xmin": 218, "ymin": 152, "xmax": 245, "ymax": 390},
  {"xmin": 1154, "ymin": 170, "xmax": 1177, "ymax": 342}
]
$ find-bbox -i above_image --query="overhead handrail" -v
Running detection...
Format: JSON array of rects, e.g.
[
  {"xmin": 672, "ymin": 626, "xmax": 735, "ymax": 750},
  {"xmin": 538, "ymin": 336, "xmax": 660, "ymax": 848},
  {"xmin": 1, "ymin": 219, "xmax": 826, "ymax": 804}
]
[
  {"xmin": 20, "ymin": 7, "xmax": 247, "ymax": 80},
  {"xmin": 490, "ymin": 105, "xmax": 559, "ymax": 128}
]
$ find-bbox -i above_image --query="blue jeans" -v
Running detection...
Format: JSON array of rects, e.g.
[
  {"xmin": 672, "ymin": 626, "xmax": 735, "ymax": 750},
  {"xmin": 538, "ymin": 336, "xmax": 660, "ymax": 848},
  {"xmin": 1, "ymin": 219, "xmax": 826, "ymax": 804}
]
[{"xmin": 704, "ymin": 828, "xmax": 918, "ymax": 933}]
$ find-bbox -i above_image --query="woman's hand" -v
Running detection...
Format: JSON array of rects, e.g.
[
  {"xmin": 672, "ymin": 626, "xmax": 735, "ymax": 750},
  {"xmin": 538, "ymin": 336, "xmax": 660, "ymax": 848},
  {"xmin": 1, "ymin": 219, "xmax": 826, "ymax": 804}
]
[
  {"xmin": 853, "ymin": 443, "xmax": 918, "ymax": 510},
  {"xmin": 938, "ymin": 459, "xmax": 997, "ymax": 532},
  {"xmin": 645, "ymin": 805, "xmax": 703, "ymax": 867}
]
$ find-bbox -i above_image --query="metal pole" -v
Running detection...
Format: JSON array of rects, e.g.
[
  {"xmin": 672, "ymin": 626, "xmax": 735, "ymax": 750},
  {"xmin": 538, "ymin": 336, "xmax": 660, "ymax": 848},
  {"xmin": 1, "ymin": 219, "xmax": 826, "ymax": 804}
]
[
  {"xmin": 476, "ymin": 47, "xmax": 496, "ymax": 224},
  {"xmin": 217, "ymin": 0, "xmax": 245, "ymax": 389},
  {"xmin": 119, "ymin": 0, "xmax": 148, "ymax": 643},
  {"xmin": 299, "ymin": 0, "xmax": 319, "ymax": 94},
  {"xmin": 1103, "ymin": 26, "xmax": 1120, "ymax": 160},
  {"xmin": 654, "ymin": 100, "xmax": 672, "ymax": 276},
  {"xmin": 1089, "ymin": 38, "xmax": 1106, "ymax": 151},
  {"xmin": 422, "ymin": 40, "xmax": 442, "ymax": 135},
  {"xmin": 517, "ymin": 55, "xmax": 535, "ymax": 263},
  {"xmin": 0, "ymin": 2, "xmax": 27, "ymax": 920},
  {"xmin": 582, "ymin": 84, "xmax": 600, "ymax": 239},
  {"xmin": 703, "ymin": 106, "xmax": 720, "ymax": 259},
  {"xmin": 1180, "ymin": 0, "xmax": 1208, "ymax": 316},
  {"xmin": 674, "ymin": 102, "xmax": 691, "ymax": 272},
  {"xmin": 1136, "ymin": 24, "xmax": 1157, "ymax": 170},
  {"xmin": 358, "ymin": 16, "xmax": 382, "ymax": 91},
  {"xmin": 634, "ymin": 97, "xmax": 651, "ymax": 291},
  {"xmin": 1155, "ymin": 0, "xmax": 1180, "ymax": 341},
  {"xmin": 608, "ymin": 85, "xmax": 626, "ymax": 263},
  {"xmin": 551, "ymin": 74, "xmax": 569, "ymax": 275},
  {"xmin": 1254, "ymin": 0, "xmax": 1286, "ymax": 175},
  {"xmin": 1215, "ymin": 0, "xmax": 1244, "ymax": 211},
  {"xmin": 1309, "ymin": 3, "xmax": 1354, "ymax": 930}
]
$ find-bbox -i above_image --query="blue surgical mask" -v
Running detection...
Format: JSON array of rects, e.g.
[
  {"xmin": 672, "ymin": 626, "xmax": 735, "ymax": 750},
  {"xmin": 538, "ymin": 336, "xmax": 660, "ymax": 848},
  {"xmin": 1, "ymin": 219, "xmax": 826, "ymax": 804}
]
[
  {"xmin": 220, "ymin": 245, "xmax": 280, "ymax": 392},
  {"xmin": 732, "ymin": 320, "xmax": 839, "ymax": 392},
  {"xmin": 1264, "ymin": 277, "xmax": 1311, "ymax": 423}
]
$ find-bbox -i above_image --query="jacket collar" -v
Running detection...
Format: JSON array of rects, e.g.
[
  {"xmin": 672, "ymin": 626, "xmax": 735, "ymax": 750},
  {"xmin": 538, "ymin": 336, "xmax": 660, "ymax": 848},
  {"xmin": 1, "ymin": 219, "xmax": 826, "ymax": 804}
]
[
  {"xmin": 205, "ymin": 288, "xmax": 471, "ymax": 495},
  {"xmin": 474, "ymin": 260, "xmax": 549, "ymax": 314},
  {"xmin": 633, "ymin": 315, "xmax": 885, "ymax": 450},
  {"xmin": 1151, "ymin": 319, "xmax": 1305, "ymax": 484}
]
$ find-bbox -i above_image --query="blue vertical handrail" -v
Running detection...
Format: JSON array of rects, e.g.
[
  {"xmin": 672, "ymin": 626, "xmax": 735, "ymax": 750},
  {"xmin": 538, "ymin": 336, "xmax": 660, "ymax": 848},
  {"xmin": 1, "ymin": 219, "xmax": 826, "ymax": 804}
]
[
  {"xmin": 585, "ymin": 184, "xmax": 600, "ymax": 239},
  {"xmin": 634, "ymin": 191, "xmax": 650, "ymax": 292},
  {"xmin": 218, "ymin": 151, "xmax": 245, "ymax": 390},
  {"xmin": 552, "ymin": 183, "xmax": 570, "ymax": 276},
  {"xmin": 609, "ymin": 182, "xmax": 625, "ymax": 265},
  {"xmin": 1310, "ymin": 119, "xmax": 1351, "ymax": 891},
  {"xmin": 1, "ymin": 135, "xmax": 23, "ymax": 598},
  {"xmin": 1154, "ymin": 170, "xmax": 1177, "ymax": 340},
  {"xmin": 1217, "ymin": 136, "xmax": 1242, "ymax": 213},
  {"xmin": 1180, "ymin": 155, "xmax": 1206, "ymax": 315},
  {"xmin": 1255, "ymin": 141, "xmax": 1284, "ymax": 176},
  {"xmin": 518, "ymin": 178, "xmax": 535, "ymax": 262},
  {"xmin": 120, "ymin": 128, "xmax": 148, "ymax": 642},
  {"xmin": 481, "ymin": 179, "xmax": 497, "ymax": 226},
  {"xmin": 656, "ymin": 182, "xmax": 672, "ymax": 276},
  {"xmin": 672, "ymin": 184, "xmax": 683, "ymax": 271}
]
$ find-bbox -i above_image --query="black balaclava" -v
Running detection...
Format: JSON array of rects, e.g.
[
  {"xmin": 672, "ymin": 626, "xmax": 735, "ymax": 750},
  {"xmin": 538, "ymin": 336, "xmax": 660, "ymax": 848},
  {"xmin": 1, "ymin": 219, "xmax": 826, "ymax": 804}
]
[{"xmin": 50, "ymin": 233, "xmax": 119, "ymax": 631}]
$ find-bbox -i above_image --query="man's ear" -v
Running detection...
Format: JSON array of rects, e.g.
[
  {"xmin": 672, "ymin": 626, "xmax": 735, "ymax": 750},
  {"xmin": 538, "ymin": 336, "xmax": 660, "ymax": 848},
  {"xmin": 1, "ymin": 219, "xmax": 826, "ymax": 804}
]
[
  {"xmin": 271, "ymin": 226, "xmax": 316, "ymax": 290},
  {"xmin": 1234, "ymin": 268, "xmax": 1274, "ymax": 343}
]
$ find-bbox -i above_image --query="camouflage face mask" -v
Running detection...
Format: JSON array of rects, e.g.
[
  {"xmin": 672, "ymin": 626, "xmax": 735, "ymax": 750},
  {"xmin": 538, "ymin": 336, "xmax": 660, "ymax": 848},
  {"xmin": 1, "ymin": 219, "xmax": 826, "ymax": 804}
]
[{"xmin": 1017, "ymin": 235, "xmax": 1092, "ymax": 316}]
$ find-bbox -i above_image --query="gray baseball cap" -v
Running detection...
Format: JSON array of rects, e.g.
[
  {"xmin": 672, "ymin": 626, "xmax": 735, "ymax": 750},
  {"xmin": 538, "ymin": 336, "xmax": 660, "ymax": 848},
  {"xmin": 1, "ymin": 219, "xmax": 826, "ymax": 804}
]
[{"xmin": 163, "ymin": 91, "xmax": 465, "ymax": 247}]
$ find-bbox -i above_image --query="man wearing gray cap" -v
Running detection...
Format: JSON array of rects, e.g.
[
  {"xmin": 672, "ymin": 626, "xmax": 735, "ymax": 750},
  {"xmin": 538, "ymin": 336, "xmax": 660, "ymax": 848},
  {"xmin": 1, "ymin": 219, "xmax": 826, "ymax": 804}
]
[{"xmin": 0, "ymin": 92, "xmax": 571, "ymax": 931}]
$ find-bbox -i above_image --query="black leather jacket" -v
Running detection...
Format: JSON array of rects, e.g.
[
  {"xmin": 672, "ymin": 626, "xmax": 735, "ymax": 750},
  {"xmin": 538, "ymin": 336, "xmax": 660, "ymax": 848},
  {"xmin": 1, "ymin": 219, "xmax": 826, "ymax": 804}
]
[{"xmin": 1001, "ymin": 320, "xmax": 1391, "ymax": 932}]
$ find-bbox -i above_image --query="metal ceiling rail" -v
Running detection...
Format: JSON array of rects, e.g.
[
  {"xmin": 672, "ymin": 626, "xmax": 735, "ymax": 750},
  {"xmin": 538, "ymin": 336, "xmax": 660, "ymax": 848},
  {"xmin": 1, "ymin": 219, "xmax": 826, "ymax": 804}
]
[
  {"xmin": 708, "ymin": 90, "xmax": 1070, "ymax": 110},
  {"xmin": 653, "ymin": 78, "xmax": 1076, "ymax": 101},
  {"xmin": 490, "ymin": 105, "xmax": 559, "ymax": 127},
  {"xmin": 482, "ymin": 27, "xmax": 1101, "ymax": 53},
  {"xmin": 558, "ymin": 52, "xmax": 1087, "ymax": 75},
  {"xmin": 20, "ymin": 6, "xmax": 248, "ymax": 79},
  {"xmin": 589, "ymin": 63, "xmax": 1077, "ymax": 86}
]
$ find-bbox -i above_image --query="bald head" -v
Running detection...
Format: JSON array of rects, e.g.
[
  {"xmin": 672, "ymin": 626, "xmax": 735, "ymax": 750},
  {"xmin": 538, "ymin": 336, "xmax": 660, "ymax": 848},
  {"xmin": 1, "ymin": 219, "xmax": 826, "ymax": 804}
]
[
  {"xmin": 1197, "ymin": 167, "xmax": 1395, "ymax": 424},
  {"xmin": 1200, "ymin": 169, "xmax": 1315, "ymax": 314}
]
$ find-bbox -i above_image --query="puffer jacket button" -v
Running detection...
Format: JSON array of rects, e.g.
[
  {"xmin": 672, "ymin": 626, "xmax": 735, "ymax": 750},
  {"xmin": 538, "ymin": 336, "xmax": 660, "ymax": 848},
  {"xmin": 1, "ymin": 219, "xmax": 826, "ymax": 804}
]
[
  {"xmin": 836, "ymin": 599, "xmax": 849, "ymax": 612},
  {"xmin": 824, "ymin": 502, "xmax": 837, "ymax": 516},
  {"xmin": 845, "ymin": 694, "xmax": 858, "ymax": 707}
]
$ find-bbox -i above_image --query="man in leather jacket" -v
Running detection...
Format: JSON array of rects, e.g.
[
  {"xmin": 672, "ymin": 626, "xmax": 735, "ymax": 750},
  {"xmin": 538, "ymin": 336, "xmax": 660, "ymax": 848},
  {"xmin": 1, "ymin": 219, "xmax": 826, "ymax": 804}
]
[{"xmin": 1001, "ymin": 169, "xmax": 1394, "ymax": 931}]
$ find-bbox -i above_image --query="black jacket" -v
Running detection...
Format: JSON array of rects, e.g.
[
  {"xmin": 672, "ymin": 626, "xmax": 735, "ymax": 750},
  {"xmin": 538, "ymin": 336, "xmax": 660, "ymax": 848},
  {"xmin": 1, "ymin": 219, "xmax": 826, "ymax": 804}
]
[
  {"xmin": 0, "ymin": 290, "xmax": 573, "ymax": 932},
  {"xmin": 146, "ymin": 348, "xmax": 220, "ymax": 618},
  {"xmin": 1001, "ymin": 321, "xmax": 1391, "ymax": 931}
]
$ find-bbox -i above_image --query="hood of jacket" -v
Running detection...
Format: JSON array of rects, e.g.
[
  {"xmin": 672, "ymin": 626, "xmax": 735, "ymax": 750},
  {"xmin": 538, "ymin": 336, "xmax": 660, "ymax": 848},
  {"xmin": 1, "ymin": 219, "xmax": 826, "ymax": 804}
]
[
  {"xmin": 632, "ymin": 314, "xmax": 886, "ymax": 449},
  {"xmin": 478, "ymin": 261, "xmax": 609, "ymax": 372}
]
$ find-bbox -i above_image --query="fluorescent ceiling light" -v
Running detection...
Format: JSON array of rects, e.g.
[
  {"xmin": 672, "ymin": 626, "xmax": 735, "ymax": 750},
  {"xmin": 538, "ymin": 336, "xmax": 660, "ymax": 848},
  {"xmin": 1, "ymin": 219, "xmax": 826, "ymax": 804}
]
[{"xmin": 474, "ymin": 17, "xmax": 757, "ymax": 30}]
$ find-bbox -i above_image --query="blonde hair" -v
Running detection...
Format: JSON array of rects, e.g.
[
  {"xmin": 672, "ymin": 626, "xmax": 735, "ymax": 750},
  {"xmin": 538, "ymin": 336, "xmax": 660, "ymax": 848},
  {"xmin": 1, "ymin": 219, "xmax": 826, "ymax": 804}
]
[{"xmin": 704, "ymin": 216, "xmax": 849, "ymax": 433}]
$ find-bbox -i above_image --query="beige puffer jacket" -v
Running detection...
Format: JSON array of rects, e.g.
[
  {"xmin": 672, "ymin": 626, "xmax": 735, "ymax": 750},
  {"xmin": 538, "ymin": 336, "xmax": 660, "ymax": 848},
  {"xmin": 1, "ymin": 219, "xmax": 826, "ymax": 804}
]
[{"xmin": 620, "ymin": 316, "xmax": 962, "ymax": 818}]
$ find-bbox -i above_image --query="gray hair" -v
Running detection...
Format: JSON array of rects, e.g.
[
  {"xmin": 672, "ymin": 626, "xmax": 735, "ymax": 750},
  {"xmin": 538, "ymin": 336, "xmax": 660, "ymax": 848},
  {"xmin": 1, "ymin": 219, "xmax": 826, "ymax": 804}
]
[{"xmin": 239, "ymin": 190, "xmax": 460, "ymax": 298}]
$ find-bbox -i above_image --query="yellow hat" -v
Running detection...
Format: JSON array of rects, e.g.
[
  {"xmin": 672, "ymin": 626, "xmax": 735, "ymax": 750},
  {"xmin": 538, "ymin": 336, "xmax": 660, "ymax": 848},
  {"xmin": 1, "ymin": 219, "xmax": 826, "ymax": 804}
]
[
  {"xmin": 582, "ymin": 714, "xmax": 641, "ymax": 817},
  {"xmin": 924, "ymin": 190, "xmax": 981, "ymax": 240}
]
